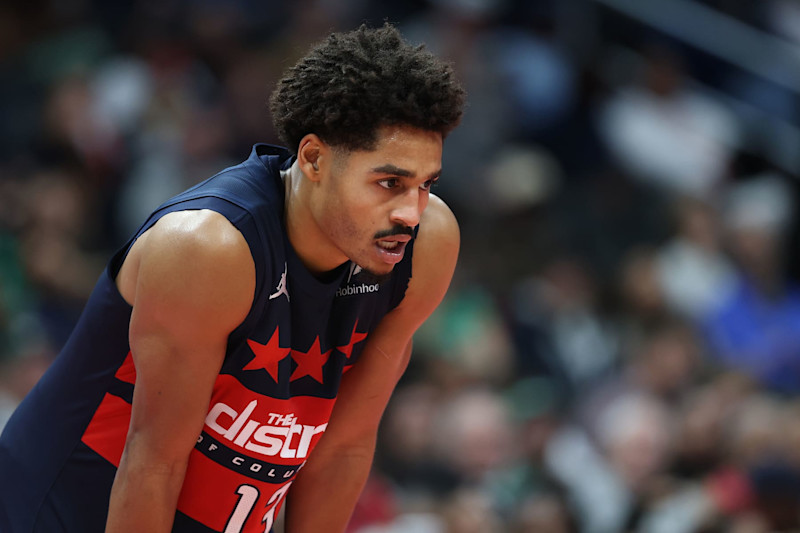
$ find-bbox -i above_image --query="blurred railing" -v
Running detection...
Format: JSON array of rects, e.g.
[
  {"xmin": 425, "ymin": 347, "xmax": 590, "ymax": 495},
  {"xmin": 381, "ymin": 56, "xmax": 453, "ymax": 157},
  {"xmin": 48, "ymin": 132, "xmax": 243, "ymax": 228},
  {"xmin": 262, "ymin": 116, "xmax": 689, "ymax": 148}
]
[
  {"xmin": 595, "ymin": 0, "xmax": 800, "ymax": 95},
  {"xmin": 594, "ymin": 0, "xmax": 800, "ymax": 172}
]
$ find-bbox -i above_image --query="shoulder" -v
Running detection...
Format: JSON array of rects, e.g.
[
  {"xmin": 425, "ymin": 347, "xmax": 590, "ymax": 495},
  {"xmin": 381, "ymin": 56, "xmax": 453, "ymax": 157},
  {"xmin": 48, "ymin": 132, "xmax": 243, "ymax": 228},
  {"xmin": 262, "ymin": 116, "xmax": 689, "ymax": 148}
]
[
  {"xmin": 126, "ymin": 210, "xmax": 253, "ymax": 280},
  {"xmin": 118, "ymin": 210, "xmax": 255, "ymax": 325},
  {"xmin": 395, "ymin": 194, "xmax": 459, "ymax": 319},
  {"xmin": 151, "ymin": 209, "xmax": 252, "ymax": 253},
  {"xmin": 417, "ymin": 193, "xmax": 460, "ymax": 246}
]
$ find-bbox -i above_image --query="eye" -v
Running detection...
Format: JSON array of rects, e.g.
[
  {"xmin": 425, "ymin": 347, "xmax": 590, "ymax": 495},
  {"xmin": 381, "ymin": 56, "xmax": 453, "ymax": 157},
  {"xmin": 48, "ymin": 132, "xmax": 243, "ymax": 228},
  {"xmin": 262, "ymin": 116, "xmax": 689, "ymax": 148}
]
[
  {"xmin": 378, "ymin": 178, "xmax": 400, "ymax": 189},
  {"xmin": 420, "ymin": 178, "xmax": 439, "ymax": 191}
]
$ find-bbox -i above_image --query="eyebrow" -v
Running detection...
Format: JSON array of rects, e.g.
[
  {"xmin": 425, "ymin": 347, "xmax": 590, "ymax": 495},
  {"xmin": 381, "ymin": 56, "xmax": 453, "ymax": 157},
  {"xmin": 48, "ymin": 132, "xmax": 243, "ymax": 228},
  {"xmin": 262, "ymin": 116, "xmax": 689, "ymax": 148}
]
[{"xmin": 370, "ymin": 164, "xmax": 442, "ymax": 180}]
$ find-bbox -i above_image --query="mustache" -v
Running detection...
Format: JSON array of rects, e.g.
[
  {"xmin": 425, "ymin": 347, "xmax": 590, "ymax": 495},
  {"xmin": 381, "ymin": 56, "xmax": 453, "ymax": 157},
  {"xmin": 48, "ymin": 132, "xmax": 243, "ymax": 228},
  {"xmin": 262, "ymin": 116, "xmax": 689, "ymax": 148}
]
[{"xmin": 373, "ymin": 225, "xmax": 414, "ymax": 240}]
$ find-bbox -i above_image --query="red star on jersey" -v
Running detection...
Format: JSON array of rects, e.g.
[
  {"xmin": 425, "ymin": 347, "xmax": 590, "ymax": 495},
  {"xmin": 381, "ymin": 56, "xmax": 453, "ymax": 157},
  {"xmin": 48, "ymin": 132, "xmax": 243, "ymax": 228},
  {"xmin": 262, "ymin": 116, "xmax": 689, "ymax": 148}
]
[
  {"xmin": 290, "ymin": 336, "xmax": 332, "ymax": 383},
  {"xmin": 245, "ymin": 327, "xmax": 289, "ymax": 382},
  {"xmin": 337, "ymin": 320, "xmax": 369, "ymax": 361}
]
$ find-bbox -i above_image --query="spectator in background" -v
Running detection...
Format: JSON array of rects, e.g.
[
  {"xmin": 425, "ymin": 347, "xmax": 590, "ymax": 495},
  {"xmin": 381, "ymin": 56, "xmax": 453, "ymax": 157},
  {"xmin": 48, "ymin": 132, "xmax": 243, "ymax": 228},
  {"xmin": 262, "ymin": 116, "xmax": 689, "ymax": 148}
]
[
  {"xmin": 490, "ymin": 377, "xmax": 574, "ymax": 531},
  {"xmin": 618, "ymin": 246, "xmax": 670, "ymax": 327},
  {"xmin": 374, "ymin": 383, "xmax": 461, "ymax": 512},
  {"xmin": 704, "ymin": 173, "xmax": 800, "ymax": 393},
  {"xmin": 432, "ymin": 388, "xmax": 517, "ymax": 487},
  {"xmin": 599, "ymin": 44, "xmax": 740, "ymax": 199},
  {"xmin": 546, "ymin": 391, "xmax": 676, "ymax": 533},
  {"xmin": 644, "ymin": 384, "xmax": 800, "ymax": 532},
  {"xmin": 18, "ymin": 169, "xmax": 104, "ymax": 347},
  {"xmin": 508, "ymin": 256, "xmax": 618, "ymax": 396},
  {"xmin": 655, "ymin": 196, "xmax": 737, "ymax": 322},
  {"xmin": 414, "ymin": 286, "xmax": 516, "ymax": 391},
  {"xmin": 576, "ymin": 318, "xmax": 702, "ymax": 444}
]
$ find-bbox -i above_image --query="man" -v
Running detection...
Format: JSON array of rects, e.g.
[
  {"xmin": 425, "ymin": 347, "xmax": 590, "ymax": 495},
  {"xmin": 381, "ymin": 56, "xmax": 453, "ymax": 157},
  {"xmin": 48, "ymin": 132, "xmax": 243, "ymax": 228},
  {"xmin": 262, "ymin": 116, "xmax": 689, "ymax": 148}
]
[{"xmin": 0, "ymin": 24, "xmax": 464, "ymax": 532}]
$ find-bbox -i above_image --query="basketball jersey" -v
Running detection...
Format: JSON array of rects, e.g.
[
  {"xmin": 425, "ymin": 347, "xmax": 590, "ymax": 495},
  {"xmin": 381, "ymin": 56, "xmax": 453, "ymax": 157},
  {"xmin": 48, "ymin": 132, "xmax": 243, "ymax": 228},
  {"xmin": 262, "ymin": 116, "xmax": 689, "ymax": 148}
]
[{"xmin": 0, "ymin": 144, "xmax": 414, "ymax": 532}]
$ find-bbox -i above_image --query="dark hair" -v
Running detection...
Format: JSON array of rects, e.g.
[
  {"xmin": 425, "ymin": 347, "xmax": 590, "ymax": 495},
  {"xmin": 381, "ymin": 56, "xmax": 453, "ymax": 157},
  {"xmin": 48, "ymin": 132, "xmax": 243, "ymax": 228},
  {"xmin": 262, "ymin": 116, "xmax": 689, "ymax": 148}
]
[{"xmin": 269, "ymin": 23, "xmax": 465, "ymax": 153}]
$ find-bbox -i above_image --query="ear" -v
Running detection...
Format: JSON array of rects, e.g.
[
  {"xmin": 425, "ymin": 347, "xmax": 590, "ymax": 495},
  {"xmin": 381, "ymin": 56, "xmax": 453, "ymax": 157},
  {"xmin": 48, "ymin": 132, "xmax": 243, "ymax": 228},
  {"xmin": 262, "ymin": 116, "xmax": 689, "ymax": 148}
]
[{"xmin": 297, "ymin": 134, "xmax": 331, "ymax": 182}]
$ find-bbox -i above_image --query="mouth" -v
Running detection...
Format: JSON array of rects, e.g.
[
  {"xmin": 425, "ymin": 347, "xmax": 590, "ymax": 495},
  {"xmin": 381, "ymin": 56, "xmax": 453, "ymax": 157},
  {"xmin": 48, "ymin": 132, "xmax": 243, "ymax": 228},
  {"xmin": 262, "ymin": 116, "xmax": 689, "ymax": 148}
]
[{"xmin": 374, "ymin": 237, "xmax": 409, "ymax": 264}]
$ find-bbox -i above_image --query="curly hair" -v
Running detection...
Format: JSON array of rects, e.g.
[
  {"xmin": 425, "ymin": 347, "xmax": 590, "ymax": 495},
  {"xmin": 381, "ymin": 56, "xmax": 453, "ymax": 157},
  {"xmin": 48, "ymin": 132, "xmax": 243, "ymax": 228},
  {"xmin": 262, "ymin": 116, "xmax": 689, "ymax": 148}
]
[{"xmin": 269, "ymin": 23, "xmax": 465, "ymax": 153}]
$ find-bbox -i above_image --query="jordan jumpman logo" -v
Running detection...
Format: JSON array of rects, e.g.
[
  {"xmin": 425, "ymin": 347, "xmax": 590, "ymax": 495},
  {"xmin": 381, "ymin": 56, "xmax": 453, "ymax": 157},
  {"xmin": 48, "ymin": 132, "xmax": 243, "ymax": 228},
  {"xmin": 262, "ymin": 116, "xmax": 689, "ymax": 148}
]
[{"xmin": 269, "ymin": 263, "xmax": 290, "ymax": 301}]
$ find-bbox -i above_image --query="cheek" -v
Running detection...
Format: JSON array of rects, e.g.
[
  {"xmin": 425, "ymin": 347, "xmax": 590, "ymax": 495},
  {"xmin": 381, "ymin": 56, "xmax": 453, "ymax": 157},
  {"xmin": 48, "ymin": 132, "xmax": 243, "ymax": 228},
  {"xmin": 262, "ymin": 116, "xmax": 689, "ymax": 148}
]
[
  {"xmin": 336, "ymin": 191, "xmax": 382, "ymax": 231},
  {"xmin": 322, "ymin": 201, "xmax": 371, "ymax": 244},
  {"xmin": 318, "ymin": 180, "xmax": 387, "ymax": 245},
  {"xmin": 318, "ymin": 183, "xmax": 356, "ymax": 230}
]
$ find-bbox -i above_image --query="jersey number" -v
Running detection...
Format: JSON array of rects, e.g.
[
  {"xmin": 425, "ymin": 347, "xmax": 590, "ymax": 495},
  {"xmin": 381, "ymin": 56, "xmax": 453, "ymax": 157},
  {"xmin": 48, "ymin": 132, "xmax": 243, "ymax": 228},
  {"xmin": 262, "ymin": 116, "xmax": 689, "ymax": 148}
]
[{"xmin": 224, "ymin": 482, "xmax": 292, "ymax": 533}]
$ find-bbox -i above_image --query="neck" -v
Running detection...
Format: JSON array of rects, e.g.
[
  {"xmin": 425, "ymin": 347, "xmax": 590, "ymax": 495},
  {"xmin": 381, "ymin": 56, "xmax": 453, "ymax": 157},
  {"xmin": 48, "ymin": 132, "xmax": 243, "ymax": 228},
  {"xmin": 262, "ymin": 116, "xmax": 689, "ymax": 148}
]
[{"xmin": 282, "ymin": 161, "xmax": 347, "ymax": 276}]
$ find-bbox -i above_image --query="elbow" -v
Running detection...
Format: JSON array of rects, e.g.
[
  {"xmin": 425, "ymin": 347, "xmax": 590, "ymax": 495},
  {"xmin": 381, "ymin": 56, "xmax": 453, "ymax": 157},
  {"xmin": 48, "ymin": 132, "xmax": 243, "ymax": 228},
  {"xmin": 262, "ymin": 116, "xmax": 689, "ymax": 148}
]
[{"xmin": 313, "ymin": 434, "xmax": 377, "ymax": 463}]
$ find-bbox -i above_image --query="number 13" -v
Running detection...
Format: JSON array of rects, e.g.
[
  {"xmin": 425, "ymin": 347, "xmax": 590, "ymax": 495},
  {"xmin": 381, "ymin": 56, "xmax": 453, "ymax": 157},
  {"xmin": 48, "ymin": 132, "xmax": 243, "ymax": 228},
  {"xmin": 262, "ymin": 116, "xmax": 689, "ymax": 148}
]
[{"xmin": 224, "ymin": 482, "xmax": 292, "ymax": 533}]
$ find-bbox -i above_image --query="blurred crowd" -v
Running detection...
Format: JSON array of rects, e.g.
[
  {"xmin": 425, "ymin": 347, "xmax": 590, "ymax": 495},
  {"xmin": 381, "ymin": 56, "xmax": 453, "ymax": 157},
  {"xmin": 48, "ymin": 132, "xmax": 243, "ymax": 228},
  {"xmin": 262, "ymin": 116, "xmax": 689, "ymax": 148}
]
[{"xmin": 1, "ymin": 0, "xmax": 800, "ymax": 531}]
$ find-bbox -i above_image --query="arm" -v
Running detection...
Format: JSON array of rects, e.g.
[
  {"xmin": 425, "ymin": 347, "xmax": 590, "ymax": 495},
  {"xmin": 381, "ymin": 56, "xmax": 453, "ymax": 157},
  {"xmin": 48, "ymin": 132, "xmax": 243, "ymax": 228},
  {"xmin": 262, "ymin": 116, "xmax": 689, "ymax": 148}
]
[
  {"xmin": 284, "ymin": 195, "xmax": 460, "ymax": 532},
  {"xmin": 107, "ymin": 210, "xmax": 255, "ymax": 533}
]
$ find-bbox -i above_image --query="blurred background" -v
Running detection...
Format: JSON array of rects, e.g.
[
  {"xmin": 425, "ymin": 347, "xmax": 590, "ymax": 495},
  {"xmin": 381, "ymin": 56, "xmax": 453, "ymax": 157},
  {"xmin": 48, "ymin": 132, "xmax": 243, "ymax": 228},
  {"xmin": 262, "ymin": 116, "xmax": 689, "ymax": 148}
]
[{"xmin": 1, "ymin": 0, "xmax": 800, "ymax": 531}]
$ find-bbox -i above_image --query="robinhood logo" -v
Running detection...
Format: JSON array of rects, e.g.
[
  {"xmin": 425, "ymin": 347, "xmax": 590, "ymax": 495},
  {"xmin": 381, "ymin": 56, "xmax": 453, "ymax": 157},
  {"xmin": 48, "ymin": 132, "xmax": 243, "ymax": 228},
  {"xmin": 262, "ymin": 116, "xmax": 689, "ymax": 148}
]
[
  {"xmin": 336, "ymin": 262, "xmax": 379, "ymax": 297},
  {"xmin": 336, "ymin": 282, "xmax": 379, "ymax": 297}
]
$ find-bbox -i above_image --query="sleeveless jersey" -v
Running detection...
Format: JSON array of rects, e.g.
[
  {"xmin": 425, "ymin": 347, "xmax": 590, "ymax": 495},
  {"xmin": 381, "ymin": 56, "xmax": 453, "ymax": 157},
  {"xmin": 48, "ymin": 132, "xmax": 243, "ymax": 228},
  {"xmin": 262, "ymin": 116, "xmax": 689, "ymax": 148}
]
[{"xmin": 0, "ymin": 144, "xmax": 415, "ymax": 532}]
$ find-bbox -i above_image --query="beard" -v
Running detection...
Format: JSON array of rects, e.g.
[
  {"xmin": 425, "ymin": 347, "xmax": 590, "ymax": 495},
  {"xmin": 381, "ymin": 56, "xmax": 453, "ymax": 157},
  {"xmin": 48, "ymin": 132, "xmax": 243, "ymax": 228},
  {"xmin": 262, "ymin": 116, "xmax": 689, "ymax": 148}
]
[{"xmin": 355, "ymin": 266, "xmax": 393, "ymax": 286}]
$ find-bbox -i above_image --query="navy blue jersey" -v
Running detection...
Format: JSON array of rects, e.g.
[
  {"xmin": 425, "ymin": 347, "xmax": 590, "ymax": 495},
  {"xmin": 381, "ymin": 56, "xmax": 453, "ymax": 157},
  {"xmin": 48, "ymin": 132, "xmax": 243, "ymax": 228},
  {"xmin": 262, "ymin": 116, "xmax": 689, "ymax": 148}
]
[{"xmin": 0, "ymin": 144, "xmax": 414, "ymax": 532}]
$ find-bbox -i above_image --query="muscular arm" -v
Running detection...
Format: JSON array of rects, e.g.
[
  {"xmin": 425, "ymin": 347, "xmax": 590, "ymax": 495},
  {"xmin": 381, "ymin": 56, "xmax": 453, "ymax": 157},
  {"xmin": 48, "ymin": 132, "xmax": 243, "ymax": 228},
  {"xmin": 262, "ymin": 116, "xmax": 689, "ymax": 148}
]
[
  {"xmin": 284, "ymin": 195, "xmax": 460, "ymax": 532},
  {"xmin": 107, "ymin": 210, "xmax": 255, "ymax": 532}
]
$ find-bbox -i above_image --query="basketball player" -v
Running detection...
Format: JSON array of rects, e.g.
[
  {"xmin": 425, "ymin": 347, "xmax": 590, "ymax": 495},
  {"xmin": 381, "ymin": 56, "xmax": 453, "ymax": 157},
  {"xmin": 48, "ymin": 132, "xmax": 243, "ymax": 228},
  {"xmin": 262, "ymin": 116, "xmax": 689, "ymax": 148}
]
[{"xmin": 0, "ymin": 24, "xmax": 464, "ymax": 532}]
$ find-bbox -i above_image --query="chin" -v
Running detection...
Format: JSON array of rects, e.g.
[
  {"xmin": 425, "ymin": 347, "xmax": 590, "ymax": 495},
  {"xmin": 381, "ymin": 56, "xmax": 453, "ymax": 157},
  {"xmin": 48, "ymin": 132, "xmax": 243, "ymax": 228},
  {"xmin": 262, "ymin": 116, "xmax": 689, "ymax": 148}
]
[{"xmin": 358, "ymin": 265, "xmax": 394, "ymax": 285}]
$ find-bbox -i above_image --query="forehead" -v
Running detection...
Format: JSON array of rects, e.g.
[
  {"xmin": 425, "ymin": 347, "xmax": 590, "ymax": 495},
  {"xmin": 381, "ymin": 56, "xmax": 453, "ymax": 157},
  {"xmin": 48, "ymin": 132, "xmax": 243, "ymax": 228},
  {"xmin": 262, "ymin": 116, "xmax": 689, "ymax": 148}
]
[{"xmin": 342, "ymin": 125, "xmax": 443, "ymax": 173}]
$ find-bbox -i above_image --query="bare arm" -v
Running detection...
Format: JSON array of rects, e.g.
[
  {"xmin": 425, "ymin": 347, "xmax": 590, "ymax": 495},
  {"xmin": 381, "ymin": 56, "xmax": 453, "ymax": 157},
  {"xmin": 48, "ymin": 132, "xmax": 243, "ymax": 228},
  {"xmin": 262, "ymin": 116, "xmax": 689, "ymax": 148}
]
[
  {"xmin": 284, "ymin": 195, "xmax": 460, "ymax": 532},
  {"xmin": 106, "ymin": 210, "xmax": 255, "ymax": 532}
]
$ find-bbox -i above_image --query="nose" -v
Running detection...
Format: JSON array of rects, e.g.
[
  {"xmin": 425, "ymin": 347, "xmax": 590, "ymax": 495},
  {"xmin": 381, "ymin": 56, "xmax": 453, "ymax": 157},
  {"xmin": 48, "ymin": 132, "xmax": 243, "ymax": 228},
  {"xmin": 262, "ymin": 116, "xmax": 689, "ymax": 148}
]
[{"xmin": 389, "ymin": 188, "xmax": 424, "ymax": 228}]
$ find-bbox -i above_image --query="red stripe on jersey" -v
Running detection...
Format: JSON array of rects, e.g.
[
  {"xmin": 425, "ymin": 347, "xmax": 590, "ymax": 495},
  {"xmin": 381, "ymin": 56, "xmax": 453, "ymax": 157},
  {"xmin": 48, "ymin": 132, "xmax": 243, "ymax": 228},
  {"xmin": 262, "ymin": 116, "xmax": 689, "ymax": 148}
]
[
  {"xmin": 114, "ymin": 351, "xmax": 137, "ymax": 384},
  {"xmin": 206, "ymin": 375, "xmax": 336, "ymax": 464},
  {"xmin": 81, "ymin": 393, "xmax": 131, "ymax": 466}
]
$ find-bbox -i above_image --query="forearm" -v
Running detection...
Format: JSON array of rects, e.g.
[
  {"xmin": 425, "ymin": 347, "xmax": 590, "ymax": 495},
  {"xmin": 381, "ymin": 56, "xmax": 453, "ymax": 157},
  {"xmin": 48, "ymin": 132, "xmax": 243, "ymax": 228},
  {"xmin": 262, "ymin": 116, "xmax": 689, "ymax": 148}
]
[
  {"xmin": 284, "ymin": 439, "xmax": 376, "ymax": 533},
  {"xmin": 106, "ymin": 452, "xmax": 188, "ymax": 532},
  {"xmin": 281, "ymin": 334, "xmax": 414, "ymax": 531}
]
